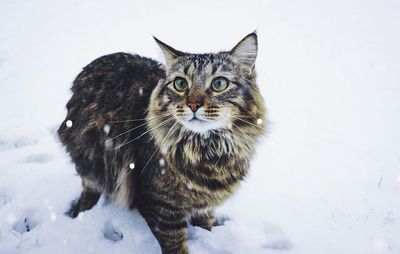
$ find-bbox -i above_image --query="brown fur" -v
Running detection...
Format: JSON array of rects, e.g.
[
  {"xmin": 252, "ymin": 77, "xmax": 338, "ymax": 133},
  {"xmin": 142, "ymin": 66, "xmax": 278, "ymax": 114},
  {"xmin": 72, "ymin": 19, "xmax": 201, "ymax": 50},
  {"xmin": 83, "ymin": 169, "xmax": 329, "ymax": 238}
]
[{"xmin": 58, "ymin": 32, "xmax": 266, "ymax": 253}]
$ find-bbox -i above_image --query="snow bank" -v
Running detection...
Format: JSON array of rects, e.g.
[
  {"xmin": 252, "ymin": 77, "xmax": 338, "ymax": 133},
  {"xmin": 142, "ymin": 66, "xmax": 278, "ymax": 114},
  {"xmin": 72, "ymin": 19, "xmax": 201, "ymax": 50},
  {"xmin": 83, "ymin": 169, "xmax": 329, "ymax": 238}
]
[{"xmin": 1, "ymin": 0, "xmax": 399, "ymax": 253}]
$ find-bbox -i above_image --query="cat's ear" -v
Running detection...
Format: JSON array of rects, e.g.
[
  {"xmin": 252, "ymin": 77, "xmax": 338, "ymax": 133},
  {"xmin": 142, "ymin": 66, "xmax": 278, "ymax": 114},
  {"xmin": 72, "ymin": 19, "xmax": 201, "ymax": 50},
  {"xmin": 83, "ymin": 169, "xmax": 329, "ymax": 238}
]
[
  {"xmin": 153, "ymin": 36, "xmax": 185, "ymax": 68},
  {"xmin": 230, "ymin": 32, "xmax": 258, "ymax": 68}
]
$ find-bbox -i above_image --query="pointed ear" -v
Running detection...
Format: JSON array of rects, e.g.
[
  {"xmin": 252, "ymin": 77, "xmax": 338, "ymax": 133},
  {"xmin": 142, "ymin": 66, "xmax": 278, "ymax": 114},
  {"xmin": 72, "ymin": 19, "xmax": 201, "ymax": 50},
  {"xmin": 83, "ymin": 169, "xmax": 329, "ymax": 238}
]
[
  {"xmin": 153, "ymin": 36, "xmax": 185, "ymax": 68},
  {"xmin": 230, "ymin": 32, "xmax": 258, "ymax": 68}
]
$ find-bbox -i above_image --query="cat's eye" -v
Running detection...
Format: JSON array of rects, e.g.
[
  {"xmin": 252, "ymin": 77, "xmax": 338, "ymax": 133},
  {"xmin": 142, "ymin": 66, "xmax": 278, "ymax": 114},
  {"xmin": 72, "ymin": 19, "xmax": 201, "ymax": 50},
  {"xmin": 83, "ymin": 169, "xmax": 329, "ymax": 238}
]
[
  {"xmin": 173, "ymin": 77, "xmax": 188, "ymax": 92},
  {"xmin": 211, "ymin": 77, "xmax": 229, "ymax": 92}
]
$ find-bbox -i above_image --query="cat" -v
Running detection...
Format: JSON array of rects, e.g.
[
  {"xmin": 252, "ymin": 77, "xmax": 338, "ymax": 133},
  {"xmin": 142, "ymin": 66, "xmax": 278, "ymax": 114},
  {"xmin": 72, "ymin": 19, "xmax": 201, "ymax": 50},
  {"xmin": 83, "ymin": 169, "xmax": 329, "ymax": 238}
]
[{"xmin": 57, "ymin": 32, "xmax": 266, "ymax": 254}]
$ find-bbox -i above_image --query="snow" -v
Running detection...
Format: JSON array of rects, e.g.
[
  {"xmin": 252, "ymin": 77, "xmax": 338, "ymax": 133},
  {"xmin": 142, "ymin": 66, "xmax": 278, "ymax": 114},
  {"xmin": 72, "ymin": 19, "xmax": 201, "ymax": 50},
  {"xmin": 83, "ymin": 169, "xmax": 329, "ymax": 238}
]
[
  {"xmin": 1, "ymin": 0, "xmax": 399, "ymax": 253},
  {"xmin": 65, "ymin": 120, "xmax": 73, "ymax": 128},
  {"xmin": 159, "ymin": 159, "xmax": 165, "ymax": 167},
  {"xmin": 103, "ymin": 124, "xmax": 111, "ymax": 135}
]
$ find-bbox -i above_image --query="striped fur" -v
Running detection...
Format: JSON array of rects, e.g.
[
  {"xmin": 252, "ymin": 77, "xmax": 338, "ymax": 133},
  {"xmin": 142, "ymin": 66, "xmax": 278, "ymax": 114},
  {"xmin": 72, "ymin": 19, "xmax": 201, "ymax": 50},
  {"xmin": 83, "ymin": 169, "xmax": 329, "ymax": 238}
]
[{"xmin": 58, "ymin": 32, "xmax": 266, "ymax": 254}]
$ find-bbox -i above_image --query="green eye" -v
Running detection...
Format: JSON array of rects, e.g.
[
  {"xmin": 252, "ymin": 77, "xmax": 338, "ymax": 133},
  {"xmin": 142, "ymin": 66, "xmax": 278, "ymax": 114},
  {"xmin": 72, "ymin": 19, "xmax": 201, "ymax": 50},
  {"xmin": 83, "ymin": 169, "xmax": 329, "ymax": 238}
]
[
  {"xmin": 211, "ymin": 77, "xmax": 229, "ymax": 92},
  {"xmin": 173, "ymin": 77, "xmax": 188, "ymax": 92}
]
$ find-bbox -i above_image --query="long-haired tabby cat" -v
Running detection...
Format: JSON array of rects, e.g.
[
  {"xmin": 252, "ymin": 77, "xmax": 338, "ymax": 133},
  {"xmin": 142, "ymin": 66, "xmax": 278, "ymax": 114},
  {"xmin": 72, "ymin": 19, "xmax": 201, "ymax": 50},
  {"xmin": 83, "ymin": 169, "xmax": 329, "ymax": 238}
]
[{"xmin": 58, "ymin": 32, "xmax": 266, "ymax": 254}]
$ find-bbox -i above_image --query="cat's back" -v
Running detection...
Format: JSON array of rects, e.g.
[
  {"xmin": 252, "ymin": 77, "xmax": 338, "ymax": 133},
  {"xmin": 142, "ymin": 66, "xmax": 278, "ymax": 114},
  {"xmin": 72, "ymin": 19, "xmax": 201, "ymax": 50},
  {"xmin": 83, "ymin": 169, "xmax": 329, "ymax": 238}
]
[
  {"xmin": 72, "ymin": 52, "xmax": 164, "ymax": 93},
  {"xmin": 58, "ymin": 52, "xmax": 164, "ymax": 182},
  {"xmin": 59, "ymin": 52, "xmax": 164, "ymax": 140}
]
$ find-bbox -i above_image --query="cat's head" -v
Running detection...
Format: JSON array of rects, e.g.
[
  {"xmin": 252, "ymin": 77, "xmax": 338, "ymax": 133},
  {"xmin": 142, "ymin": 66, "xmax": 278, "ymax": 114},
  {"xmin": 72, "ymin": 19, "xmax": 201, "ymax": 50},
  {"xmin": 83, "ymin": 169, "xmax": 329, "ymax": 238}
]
[{"xmin": 148, "ymin": 32, "xmax": 265, "ymax": 138}]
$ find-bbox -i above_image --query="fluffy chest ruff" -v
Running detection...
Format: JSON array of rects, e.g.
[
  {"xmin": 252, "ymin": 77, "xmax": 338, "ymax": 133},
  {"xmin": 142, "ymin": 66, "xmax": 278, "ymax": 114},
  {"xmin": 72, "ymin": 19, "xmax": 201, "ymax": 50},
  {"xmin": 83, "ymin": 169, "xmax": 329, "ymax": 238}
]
[{"xmin": 146, "ymin": 121, "xmax": 254, "ymax": 209}]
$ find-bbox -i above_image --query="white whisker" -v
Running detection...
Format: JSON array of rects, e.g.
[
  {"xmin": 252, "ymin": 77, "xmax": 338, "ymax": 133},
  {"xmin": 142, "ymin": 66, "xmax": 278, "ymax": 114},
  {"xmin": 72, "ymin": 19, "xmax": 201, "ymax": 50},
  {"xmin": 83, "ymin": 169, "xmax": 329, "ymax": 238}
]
[
  {"xmin": 140, "ymin": 121, "xmax": 179, "ymax": 176},
  {"xmin": 234, "ymin": 116, "xmax": 265, "ymax": 130},
  {"xmin": 222, "ymin": 118, "xmax": 257, "ymax": 144},
  {"xmin": 114, "ymin": 116, "xmax": 174, "ymax": 150},
  {"xmin": 109, "ymin": 114, "xmax": 170, "ymax": 123},
  {"xmin": 109, "ymin": 121, "xmax": 149, "ymax": 140},
  {"xmin": 109, "ymin": 115, "xmax": 171, "ymax": 141}
]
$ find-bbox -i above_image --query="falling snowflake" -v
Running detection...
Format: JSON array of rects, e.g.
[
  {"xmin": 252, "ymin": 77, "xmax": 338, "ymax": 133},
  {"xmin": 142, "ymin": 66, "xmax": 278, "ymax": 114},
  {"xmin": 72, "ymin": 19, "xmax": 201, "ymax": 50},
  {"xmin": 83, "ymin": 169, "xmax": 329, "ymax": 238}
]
[
  {"xmin": 187, "ymin": 182, "xmax": 193, "ymax": 190},
  {"xmin": 103, "ymin": 124, "xmax": 110, "ymax": 134},
  {"xmin": 50, "ymin": 213, "xmax": 57, "ymax": 221},
  {"xmin": 161, "ymin": 169, "xmax": 166, "ymax": 175},
  {"xmin": 257, "ymin": 118, "xmax": 263, "ymax": 125},
  {"xmin": 129, "ymin": 163, "xmax": 135, "ymax": 169},
  {"xmin": 139, "ymin": 87, "xmax": 144, "ymax": 96},
  {"xmin": 66, "ymin": 120, "xmax": 73, "ymax": 127},
  {"xmin": 159, "ymin": 159, "xmax": 165, "ymax": 167}
]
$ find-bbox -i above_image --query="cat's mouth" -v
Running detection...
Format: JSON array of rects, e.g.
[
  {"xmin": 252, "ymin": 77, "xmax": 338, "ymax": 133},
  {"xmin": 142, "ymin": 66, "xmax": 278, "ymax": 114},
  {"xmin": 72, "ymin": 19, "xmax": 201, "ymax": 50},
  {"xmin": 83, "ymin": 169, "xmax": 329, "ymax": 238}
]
[
  {"xmin": 179, "ymin": 114, "xmax": 226, "ymax": 134},
  {"xmin": 188, "ymin": 116, "xmax": 206, "ymax": 123}
]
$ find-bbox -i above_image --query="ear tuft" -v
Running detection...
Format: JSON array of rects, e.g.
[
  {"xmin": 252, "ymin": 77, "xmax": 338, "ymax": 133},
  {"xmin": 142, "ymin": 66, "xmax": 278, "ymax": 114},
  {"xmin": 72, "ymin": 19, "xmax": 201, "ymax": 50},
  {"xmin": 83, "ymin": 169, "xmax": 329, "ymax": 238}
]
[
  {"xmin": 230, "ymin": 32, "xmax": 258, "ymax": 68},
  {"xmin": 153, "ymin": 36, "xmax": 185, "ymax": 67}
]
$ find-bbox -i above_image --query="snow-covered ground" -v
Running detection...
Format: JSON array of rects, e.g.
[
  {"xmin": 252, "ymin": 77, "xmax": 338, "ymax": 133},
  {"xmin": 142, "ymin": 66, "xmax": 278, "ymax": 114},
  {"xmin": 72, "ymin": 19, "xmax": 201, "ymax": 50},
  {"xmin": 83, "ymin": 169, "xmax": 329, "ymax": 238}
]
[{"xmin": 1, "ymin": 0, "xmax": 399, "ymax": 253}]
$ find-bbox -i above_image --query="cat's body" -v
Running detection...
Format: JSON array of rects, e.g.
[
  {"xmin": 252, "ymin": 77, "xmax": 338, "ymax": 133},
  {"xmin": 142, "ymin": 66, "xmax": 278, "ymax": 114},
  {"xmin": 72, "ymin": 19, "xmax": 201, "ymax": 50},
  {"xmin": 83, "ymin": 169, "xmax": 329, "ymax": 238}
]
[{"xmin": 58, "ymin": 33, "xmax": 266, "ymax": 254}]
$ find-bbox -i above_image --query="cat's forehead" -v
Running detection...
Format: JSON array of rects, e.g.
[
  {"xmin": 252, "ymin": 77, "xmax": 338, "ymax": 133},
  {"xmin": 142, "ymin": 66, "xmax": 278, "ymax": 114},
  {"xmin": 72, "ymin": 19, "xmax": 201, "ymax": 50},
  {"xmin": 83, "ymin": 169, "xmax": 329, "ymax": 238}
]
[{"xmin": 168, "ymin": 52, "xmax": 234, "ymax": 76}]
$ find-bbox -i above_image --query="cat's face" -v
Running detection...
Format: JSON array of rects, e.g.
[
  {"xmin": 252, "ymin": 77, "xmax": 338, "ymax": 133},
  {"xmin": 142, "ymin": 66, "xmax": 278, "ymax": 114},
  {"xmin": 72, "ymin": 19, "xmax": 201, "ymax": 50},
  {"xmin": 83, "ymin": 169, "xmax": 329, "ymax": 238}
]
[{"xmin": 149, "ymin": 33, "xmax": 264, "ymax": 135}]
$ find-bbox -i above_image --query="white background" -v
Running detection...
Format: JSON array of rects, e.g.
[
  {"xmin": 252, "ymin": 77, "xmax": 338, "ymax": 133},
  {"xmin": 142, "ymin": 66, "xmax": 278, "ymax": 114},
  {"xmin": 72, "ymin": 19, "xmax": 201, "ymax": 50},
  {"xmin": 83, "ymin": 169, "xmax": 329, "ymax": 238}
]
[{"xmin": 0, "ymin": 0, "xmax": 399, "ymax": 253}]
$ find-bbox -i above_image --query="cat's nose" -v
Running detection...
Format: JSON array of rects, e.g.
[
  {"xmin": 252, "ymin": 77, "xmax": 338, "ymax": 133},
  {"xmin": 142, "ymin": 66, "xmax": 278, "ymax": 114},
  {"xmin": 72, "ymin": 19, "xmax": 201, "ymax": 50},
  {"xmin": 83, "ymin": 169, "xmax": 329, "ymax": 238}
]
[{"xmin": 187, "ymin": 101, "xmax": 203, "ymax": 113}]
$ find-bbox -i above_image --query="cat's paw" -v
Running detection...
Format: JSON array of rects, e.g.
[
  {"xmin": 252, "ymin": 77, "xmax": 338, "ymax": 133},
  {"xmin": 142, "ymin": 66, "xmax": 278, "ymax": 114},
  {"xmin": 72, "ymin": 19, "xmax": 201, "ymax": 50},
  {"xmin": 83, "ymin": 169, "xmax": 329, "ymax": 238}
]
[
  {"xmin": 191, "ymin": 215, "xmax": 213, "ymax": 231},
  {"xmin": 64, "ymin": 197, "xmax": 80, "ymax": 218},
  {"xmin": 191, "ymin": 214, "xmax": 230, "ymax": 231}
]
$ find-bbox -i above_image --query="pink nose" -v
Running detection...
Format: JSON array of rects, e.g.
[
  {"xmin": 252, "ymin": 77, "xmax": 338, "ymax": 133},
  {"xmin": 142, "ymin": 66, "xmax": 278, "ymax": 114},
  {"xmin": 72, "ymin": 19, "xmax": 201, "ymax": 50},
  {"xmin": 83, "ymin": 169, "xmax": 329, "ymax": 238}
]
[{"xmin": 187, "ymin": 102, "xmax": 202, "ymax": 112}]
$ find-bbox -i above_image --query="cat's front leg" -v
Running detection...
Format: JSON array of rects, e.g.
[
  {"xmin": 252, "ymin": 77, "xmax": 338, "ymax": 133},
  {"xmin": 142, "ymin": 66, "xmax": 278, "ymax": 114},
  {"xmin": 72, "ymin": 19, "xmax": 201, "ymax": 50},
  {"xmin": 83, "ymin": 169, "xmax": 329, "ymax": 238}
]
[{"xmin": 140, "ymin": 206, "xmax": 189, "ymax": 254}]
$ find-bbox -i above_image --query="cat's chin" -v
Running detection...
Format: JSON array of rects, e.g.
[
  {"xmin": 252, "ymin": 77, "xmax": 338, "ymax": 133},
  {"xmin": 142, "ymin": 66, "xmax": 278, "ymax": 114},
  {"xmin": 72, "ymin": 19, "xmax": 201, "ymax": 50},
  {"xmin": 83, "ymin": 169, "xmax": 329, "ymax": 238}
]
[{"xmin": 180, "ymin": 119, "xmax": 224, "ymax": 134}]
